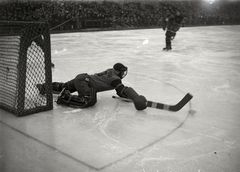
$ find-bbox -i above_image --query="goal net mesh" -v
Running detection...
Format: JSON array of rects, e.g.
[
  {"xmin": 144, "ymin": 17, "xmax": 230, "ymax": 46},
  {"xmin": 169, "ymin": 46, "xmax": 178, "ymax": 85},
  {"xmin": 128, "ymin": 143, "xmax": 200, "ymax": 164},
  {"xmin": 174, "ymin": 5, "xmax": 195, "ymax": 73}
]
[{"xmin": 0, "ymin": 21, "xmax": 53, "ymax": 116}]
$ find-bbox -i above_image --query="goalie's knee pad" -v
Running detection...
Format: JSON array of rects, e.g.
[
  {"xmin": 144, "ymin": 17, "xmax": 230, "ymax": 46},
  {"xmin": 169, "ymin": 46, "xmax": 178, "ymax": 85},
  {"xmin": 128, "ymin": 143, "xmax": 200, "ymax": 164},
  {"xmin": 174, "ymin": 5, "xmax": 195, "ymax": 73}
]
[{"xmin": 84, "ymin": 88, "xmax": 97, "ymax": 108}]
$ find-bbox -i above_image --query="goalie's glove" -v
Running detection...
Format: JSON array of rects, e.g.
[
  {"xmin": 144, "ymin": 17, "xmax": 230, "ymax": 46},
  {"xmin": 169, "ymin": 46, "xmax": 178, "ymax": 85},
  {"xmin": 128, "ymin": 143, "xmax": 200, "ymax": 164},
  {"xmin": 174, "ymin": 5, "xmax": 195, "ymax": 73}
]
[{"xmin": 115, "ymin": 84, "xmax": 147, "ymax": 110}]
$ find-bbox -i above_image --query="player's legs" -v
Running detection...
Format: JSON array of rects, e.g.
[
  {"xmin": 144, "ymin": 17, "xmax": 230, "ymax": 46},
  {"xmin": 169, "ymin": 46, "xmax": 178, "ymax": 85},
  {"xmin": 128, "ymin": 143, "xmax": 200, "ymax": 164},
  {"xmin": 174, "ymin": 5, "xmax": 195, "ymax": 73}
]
[
  {"xmin": 73, "ymin": 74, "xmax": 91, "ymax": 97},
  {"xmin": 164, "ymin": 31, "xmax": 176, "ymax": 50},
  {"xmin": 165, "ymin": 35, "xmax": 172, "ymax": 50},
  {"xmin": 56, "ymin": 74, "xmax": 97, "ymax": 108},
  {"xmin": 37, "ymin": 73, "xmax": 97, "ymax": 108},
  {"xmin": 39, "ymin": 74, "xmax": 89, "ymax": 94},
  {"xmin": 51, "ymin": 81, "xmax": 75, "ymax": 94},
  {"xmin": 53, "ymin": 73, "xmax": 90, "ymax": 94},
  {"xmin": 55, "ymin": 87, "xmax": 97, "ymax": 108},
  {"xmin": 37, "ymin": 82, "xmax": 74, "ymax": 95}
]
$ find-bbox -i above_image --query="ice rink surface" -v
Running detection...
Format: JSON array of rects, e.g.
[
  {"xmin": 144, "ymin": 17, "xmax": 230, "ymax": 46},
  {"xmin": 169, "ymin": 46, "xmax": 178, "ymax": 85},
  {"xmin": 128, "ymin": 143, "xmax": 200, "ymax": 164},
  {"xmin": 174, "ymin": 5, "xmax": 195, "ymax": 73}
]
[{"xmin": 1, "ymin": 25, "xmax": 240, "ymax": 172}]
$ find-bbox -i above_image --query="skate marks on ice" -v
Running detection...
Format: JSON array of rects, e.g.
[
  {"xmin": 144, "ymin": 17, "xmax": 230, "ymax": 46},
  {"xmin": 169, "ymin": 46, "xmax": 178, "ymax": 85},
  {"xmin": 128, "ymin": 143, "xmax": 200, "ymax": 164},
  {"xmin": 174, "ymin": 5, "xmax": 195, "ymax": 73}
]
[
  {"xmin": 91, "ymin": 27, "xmax": 240, "ymax": 171},
  {"xmin": 136, "ymin": 126, "xmax": 240, "ymax": 172},
  {"xmin": 96, "ymin": 79, "xmax": 194, "ymax": 170}
]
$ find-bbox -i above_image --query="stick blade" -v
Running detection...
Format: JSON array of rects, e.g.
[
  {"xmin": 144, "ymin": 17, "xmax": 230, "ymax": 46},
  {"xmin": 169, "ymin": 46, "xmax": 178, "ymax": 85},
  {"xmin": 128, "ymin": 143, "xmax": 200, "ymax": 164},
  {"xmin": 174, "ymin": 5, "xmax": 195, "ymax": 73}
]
[{"xmin": 170, "ymin": 93, "xmax": 193, "ymax": 111}]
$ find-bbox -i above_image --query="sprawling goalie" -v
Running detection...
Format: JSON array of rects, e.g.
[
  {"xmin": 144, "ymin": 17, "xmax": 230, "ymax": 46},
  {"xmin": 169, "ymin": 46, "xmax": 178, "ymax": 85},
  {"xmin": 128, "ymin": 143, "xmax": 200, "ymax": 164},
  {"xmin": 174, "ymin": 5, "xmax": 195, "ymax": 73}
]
[{"xmin": 38, "ymin": 63, "xmax": 147, "ymax": 110}]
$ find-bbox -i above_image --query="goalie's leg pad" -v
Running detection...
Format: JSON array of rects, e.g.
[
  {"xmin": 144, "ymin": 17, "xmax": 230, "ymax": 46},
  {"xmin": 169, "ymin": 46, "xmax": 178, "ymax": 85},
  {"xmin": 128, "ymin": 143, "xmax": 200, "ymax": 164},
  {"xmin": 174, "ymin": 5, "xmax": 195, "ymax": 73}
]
[
  {"xmin": 56, "ymin": 88, "xmax": 97, "ymax": 108},
  {"xmin": 56, "ymin": 90, "xmax": 87, "ymax": 108},
  {"xmin": 83, "ymin": 88, "xmax": 97, "ymax": 108},
  {"xmin": 56, "ymin": 97, "xmax": 87, "ymax": 108}
]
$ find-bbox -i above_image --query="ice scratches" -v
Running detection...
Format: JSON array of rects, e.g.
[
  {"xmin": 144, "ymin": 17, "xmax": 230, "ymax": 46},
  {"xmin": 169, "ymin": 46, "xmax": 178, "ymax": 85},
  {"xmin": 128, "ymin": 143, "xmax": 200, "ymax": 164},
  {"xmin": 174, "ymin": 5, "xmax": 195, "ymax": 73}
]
[
  {"xmin": 168, "ymin": 137, "xmax": 201, "ymax": 147},
  {"xmin": 181, "ymin": 127, "xmax": 222, "ymax": 142},
  {"xmin": 223, "ymin": 140, "xmax": 240, "ymax": 150},
  {"xmin": 181, "ymin": 127, "xmax": 240, "ymax": 149},
  {"xmin": 138, "ymin": 145, "xmax": 238, "ymax": 172},
  {"xmin": 94, "ymin": 107, "xmax": 133, "ymax": 150},
  {"xmin": 209, "ymin": 80, "xmax": 240, "ymax": 102},
  {"xmin": 102, "ymin": 143, "xmax": 124, "ymax": 154},
  {"xmin": 63, "ymin": 109, "xmax": 82, "ymax": 114},
  {"xmin": 211, "ymin": 80, "xmax": 230, "ymax": 92},
  {"xmin": 53, "ymin": 48, "xmax": 67, "ymax": 55},
  {"xmin": 137, "ymin": 156, "xmax": 187, "ymax": 172},
  {"xmin": 130, "ymin": 72, "xmax": 185, "ymax": 94},
  {"xmin": 141, "ymin": 156, "xmax": 175, "ymax": 163}
]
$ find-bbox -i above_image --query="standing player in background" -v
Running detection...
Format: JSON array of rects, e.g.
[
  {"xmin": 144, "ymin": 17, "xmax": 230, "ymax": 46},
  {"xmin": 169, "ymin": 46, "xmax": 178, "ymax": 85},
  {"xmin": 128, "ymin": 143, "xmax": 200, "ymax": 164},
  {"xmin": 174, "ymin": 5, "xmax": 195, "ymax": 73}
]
[
  {"xmin": 25, "ymin": 6, "xmax": 55, "ymax": 67},
  {"xmin": 163, "ymin": 8, "xmax": 184, "ymax": 51}
]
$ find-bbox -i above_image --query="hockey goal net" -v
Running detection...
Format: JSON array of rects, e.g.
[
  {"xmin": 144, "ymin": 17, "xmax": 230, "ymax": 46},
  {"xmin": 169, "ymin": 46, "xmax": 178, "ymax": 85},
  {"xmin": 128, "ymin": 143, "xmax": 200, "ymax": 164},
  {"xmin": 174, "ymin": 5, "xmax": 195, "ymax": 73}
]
[{"xmin": 0, "ymin": 21, "xmax": 53, "ymax": 116}]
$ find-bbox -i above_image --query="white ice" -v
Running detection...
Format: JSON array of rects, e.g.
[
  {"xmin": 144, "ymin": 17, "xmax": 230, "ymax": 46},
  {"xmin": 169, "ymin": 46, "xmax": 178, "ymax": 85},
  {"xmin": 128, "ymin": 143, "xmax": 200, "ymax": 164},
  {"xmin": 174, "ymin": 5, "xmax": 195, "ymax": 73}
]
[{"xmin": 1, "ymin": 25, "xmax": 240, "ymax": 172}]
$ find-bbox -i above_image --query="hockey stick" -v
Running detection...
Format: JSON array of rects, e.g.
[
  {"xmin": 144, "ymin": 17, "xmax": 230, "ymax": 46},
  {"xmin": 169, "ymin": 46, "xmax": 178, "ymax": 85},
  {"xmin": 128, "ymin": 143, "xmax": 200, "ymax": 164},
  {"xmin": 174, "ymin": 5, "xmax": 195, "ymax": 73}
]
[{"xmin": 112, "ymin": 93, "xmax": 193, "ymax": 112}]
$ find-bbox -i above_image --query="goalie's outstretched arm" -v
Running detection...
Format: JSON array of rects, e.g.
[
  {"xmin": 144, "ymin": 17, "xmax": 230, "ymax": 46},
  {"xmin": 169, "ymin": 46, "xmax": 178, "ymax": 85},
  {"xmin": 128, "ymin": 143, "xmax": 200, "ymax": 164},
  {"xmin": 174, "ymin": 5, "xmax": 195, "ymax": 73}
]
[{"xmin": 112, "ymin": 80, "xmax": 147, "ymax": 110}]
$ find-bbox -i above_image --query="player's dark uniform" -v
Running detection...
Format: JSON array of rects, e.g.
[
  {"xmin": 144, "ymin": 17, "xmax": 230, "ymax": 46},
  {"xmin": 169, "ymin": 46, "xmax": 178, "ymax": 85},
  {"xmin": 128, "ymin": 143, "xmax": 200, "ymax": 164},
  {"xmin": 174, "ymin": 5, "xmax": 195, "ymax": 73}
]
[
  {"xmin": 62, "ymin": 68, "xmax": 124, "ymax": 97},
  {"xmin": 163, "ymin": 11, "xmax": 184, "ymax": 50},
  {"xmin": 89, "ymin": 68, "xmax": 123, "ymax": 92},
  {"xmin": 38, "ymin": 63, "xmax": 147, "ymax": 110}
]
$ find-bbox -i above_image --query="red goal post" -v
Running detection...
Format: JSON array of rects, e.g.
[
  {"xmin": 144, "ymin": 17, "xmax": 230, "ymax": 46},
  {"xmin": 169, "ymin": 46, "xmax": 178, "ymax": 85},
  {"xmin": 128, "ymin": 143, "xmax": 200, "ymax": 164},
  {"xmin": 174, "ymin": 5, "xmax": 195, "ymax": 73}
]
[{"xmin": 0, "ymin": 21, "xmax": 53, "ymax": 116}]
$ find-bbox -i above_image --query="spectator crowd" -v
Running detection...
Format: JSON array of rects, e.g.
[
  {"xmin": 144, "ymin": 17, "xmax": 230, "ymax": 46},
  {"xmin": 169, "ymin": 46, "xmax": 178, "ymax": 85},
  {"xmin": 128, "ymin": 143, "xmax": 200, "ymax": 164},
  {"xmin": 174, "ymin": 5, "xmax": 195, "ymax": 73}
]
[{"xmin": 0, "ymin": 0, "xmax": 240, "ymax": 31}]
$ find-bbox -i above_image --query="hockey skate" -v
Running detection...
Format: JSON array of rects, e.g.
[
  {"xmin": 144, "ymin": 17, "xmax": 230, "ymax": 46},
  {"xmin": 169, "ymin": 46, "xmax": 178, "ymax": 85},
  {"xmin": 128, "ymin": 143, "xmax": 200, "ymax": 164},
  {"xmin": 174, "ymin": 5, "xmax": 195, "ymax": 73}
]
[
  {"xmin": 163, "ymin": 46, "xmax": 172, "ymax": 51},
  {"xmin": 36, "ymin": 83, "xmax": 47, "ymax": 95},
  {"xmin": 37, "ymin": 82, "xmax": 62, "ymax": 95},
  {"xmin": 55, "ymin": 88, "xmax": 70, "ymax": 104},
  {"xmin": 52, "ymin": 82, "xmax": 64, "ymax": 94}
]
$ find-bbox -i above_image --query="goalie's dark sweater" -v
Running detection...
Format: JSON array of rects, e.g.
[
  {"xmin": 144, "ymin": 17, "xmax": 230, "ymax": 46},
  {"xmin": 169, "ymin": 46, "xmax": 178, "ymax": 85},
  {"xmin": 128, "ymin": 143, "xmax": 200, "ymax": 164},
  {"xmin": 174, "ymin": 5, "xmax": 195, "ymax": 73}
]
[{"xmin": 88, "ymin": 68, "xmax": 122, "ymax": 92}]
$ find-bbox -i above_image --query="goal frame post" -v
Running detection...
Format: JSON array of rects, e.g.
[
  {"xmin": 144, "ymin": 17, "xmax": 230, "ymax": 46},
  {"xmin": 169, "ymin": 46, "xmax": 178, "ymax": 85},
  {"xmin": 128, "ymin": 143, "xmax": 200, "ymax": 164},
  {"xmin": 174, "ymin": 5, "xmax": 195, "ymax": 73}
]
[{"xmin": 0, "ymin": 21, "xmax": 53, "ymax": 116}]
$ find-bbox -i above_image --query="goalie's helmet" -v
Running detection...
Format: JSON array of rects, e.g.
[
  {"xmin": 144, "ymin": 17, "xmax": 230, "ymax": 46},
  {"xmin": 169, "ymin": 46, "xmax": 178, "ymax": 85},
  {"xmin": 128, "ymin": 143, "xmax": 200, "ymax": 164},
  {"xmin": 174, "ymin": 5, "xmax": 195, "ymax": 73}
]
[{"xmin": 113, "ymin": 63, "xmax": 128, "ymax": 79}]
